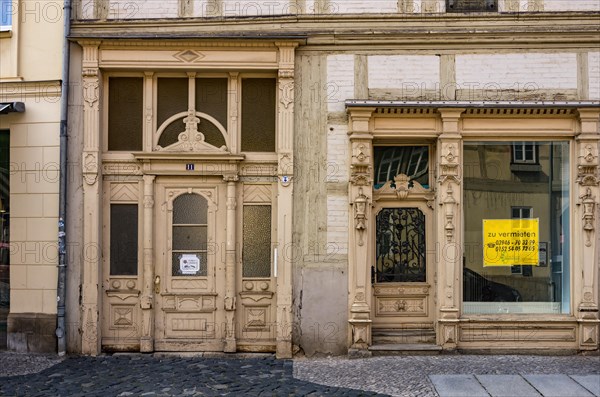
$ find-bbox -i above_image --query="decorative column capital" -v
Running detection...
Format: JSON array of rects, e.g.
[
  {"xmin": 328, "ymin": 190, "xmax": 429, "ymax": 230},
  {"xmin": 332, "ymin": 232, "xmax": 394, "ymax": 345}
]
[{"xmin": 437, "ymin": 108, "xmax": 465, "ymax": 138}]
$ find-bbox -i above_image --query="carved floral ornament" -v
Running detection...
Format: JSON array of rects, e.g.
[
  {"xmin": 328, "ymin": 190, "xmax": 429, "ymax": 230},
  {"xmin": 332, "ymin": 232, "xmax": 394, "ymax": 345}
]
[
  {"xmin": 439, "ymin": 143, "xmax": 460, "ymax": 185},
  {"xmin": 157, "ymin": 110, "xmax": 229, "ymax": 153},
  {"xmin": 354, "ymin": 188, "xmax": 369, "ymax": 246},
  {"xmin": 577, "ymin": 144, "xmax": 600, "ymax": 187},
  {"xmin": 580, "ymin": 187, "xmax": 597, "ymax": 247}
]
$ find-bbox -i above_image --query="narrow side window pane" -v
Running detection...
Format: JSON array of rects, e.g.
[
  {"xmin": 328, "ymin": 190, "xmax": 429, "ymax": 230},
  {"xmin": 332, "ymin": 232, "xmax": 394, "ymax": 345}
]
[
  {"xmin": 110, "ymin": 204, "xmax": 138, "ymax": 276},
  {"xmin": 157, "ymin": 78, "xmax": 188, "ymax": 148},
  {"xmin": 196, "ymin": 78, "xmax": 228, "ymax": 128},
  {"xmin": 108, "ymin": 77, "xmax": 143, "ymax": 151},
  {"xmin": 241, "ymin": 78, "xmax": 276, "ymax": 152},
  {"xmin": 242, "ymin": 205, "xmax": 272, "ymax": 277}
]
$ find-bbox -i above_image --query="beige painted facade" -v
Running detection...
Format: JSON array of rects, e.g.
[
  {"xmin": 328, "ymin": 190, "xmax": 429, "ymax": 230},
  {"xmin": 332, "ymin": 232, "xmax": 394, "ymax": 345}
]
[
  {"xmin": 0, "ymin": 0, "xmax": 64, "ymax": 351},
  {"xmin": 2, "ymin": 0, "xmax": 598, "ymax": 355}
]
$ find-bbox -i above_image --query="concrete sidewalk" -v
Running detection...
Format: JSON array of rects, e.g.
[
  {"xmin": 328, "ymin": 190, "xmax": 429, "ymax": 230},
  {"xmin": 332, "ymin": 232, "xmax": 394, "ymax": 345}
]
[
  {"xmin": 293, "ymin": 354, "xmax": 600, "ymax": 397},
  {"xmin": 429, "ymin": 374, "xmax": 599, "ymax": 397}
]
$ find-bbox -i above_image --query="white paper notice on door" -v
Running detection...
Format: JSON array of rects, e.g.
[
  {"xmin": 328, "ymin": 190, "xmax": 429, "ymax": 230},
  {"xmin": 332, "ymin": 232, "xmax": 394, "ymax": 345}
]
[{"xmin": 179, "ymin": 254, "xmax": 200, "ymax": 275}]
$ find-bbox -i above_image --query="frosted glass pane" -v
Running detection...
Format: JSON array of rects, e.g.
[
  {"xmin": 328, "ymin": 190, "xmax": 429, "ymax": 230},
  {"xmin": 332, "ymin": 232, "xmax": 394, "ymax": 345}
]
[
  {"xmin": 173, "ymin": 194, "xmax": 207, "ymax": 224},
  {"xmin": 196, "ymin": 78, "xmax": 228, "ymax": 128},
  {"xmin": 157, "ymin": 78, "xmax": 188, "ymax": 127},
  {"xmin": 241, "ymin": 79, "xmax": 276, "ymax": 152},
  {"xmin": 108, "ymin": 77, "xmax": 143, "ymax": 151},
  {"xmin": 173, "ymin": 226, "xmax": 207, "ymax": 251},
  {"xmin": 200, "ymin": 118, "xmax": 226, "ymax": 149},
  {"xmin": 242, "ymin": 206, "xmax": 271, "ymax": 277},
  {"xmin": 110, "ymin": 204, "xmax": 138, "ymax": 275}
]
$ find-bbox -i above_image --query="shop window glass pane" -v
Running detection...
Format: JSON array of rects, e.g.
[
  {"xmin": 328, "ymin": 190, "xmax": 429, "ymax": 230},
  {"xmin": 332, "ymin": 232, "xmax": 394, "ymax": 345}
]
[
  {"xmin": 374, "ymin": 146, "xmax": 429, "ymax": 189},
  {"xmin": 241, "ymin": 78, "xmax": 276, "ymax": 152},
  {"xmin": 110, "ymin": 204, "xmax": 138, "ymax": 275},
  {"xmin": 172, "ymin": 194, "xmax": 208, "ymax": 277},
  {"xmin": 463, "ymin": 141, "xmax": 570, "ymax": 314},
  {"xmin": 0, "ymin": 130, "xmax": 9, "ymax": 348},
  {"xmin": 243, "ymin": 205, "xmax": 271, "ymax": 277},
  {"xmin": 157, "ymin": 78, "xmax": 188, "ymax": 148},
  {"xmin": 108, "ymin": 78, "xmax": 143, "ymax": 151}
]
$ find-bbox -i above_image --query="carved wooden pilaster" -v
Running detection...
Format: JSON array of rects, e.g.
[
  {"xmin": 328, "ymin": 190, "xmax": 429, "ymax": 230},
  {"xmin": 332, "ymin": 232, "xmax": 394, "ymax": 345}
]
[
  {"xmin": 223, "ymin": 174, "xmax": 238, "ymax": 353},
  {"xmin": 436, "ymin": 108, "xmax": 464, "ymax": 350},
  {"xmin": 140, "ymin": 175, "xmax": 155, "ymax": 352},
  {"xmin": 575, "ymin": 109, "xmax": 600, "ymax": 350},
  {"xmin": 228, "ymin": 73, "xmax": 239, "ymax": 153},
  {"xmin": 80, "ymin": 41, "xmax": 102, "ymax": 355},
  {"xmin": 347, "ymin": 108, "xmax": 375, "ymax": 355},
  {"xmin": 275, "ymin": 43, "xmax": 297, "ymax": 359}
]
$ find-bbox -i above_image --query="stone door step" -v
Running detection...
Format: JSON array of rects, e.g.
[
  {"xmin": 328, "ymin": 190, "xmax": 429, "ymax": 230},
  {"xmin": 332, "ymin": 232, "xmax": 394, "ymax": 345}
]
[{"xmin": 369, "ymin": 343, "xmax": 442, "ymax": 356}]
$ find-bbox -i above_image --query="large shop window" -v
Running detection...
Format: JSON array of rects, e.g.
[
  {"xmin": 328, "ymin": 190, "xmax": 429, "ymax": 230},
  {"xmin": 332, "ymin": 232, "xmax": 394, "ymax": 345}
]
[{"xmin": 463, "ymin": 141, "xmax": 570, "ymax": 315}]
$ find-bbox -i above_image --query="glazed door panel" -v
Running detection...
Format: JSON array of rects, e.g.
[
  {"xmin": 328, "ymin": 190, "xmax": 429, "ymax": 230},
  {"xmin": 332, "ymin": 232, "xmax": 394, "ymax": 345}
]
[
  {"xmin": 154, "ymin": 180, "xmax": 227, "ymax": 351},
  {"xmin": 372, "ymin": 203, "xmax": 435, "ymax": 329}
]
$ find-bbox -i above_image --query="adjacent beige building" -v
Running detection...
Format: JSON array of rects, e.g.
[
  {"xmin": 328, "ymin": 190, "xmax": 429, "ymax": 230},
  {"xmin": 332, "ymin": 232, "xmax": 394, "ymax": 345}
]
[
  {"xmin": 2, "ymin": 0, "xmax": 599, "ymax": 356},
  {"xmin": 0, "ymin": 0, "xmax": 64, "ymax": 351}
]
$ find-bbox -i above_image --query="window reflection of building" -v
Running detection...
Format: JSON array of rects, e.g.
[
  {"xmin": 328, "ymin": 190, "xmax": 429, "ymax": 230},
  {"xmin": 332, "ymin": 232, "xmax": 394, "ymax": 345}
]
[{"xmin": 463, "ymin": 141, "xmax": 569, "ymax": 315}]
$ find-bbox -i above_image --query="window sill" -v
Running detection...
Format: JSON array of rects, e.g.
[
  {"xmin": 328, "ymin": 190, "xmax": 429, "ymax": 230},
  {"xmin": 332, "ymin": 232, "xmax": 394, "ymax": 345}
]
[{"xmin": 0, "ymin": 30, "xmax": 12, "ymax": 39}]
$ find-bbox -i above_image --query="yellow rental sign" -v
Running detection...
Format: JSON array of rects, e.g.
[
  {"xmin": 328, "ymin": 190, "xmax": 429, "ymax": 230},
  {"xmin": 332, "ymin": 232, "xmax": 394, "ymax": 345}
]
[{"xmin": 483, "ymin": 219, "xmax": 539, "ymax": 267}]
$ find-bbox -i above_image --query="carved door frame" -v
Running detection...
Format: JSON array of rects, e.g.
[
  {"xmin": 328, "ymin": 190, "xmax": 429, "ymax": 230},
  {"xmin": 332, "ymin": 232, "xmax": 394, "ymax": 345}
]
[{"xmin": 370, "ymin": 184, "xmax": 436, "ymax": 331}]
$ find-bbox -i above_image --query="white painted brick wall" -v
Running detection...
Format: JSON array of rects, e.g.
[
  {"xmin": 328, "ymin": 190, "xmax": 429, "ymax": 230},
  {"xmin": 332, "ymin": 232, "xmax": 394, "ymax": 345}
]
[
  {"xmin": 327, "ymin": 54, "xmax": 354, "ymax": 113},
  {"xmin": 327, "ymin": 124, "xmax": 349, "ymax": 183},
  {"xmin": 193, "ymin": 0, "xmax": 210, "ymax": 17},
  {"xmin": 220, "ymin": 0, "xmax": 290, "ymax": 16},
  {"xmin": 334, "ymin": 0, "xmax": 399, "ymax": 14},
  {"xmin": 543, "ymin": 0, "xmax": 600, "ymax": 11},
  {"xmin": 590, "ymin": 52, "xmax": 600, "ymax": 100},
  {"xmin": 456, "ymin": 53, "xmax": 577, "ymax": 90},
  {"xmin": 327, "ymin": 195, "xmax": 349, "ymax": 254},
  {"xmin": 368, "ymin": 55, "xmax": 440, "ymax": 90},
  {"xmin": 108, "ymin": 0, "xmax": 179, "ymax": 19}
]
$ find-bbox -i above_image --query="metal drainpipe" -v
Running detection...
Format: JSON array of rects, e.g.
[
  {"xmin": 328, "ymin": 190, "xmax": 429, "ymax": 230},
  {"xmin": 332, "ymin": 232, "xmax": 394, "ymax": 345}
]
[{"xmin": 56, "ymin": 0, "xmax": 72, "ymax": 356}]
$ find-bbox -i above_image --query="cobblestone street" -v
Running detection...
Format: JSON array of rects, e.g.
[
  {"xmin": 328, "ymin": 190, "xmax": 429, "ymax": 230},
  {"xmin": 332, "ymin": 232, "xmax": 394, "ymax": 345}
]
[{"xmin": 0, "ymin": 352, "xmax": 598, "ymax": 396}]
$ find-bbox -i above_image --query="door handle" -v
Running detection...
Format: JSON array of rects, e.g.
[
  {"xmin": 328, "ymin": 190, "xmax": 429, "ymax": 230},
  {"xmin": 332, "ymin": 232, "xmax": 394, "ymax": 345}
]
[{"xmin": 154, "ymin": 275, "xmax": 160, "ymax": 294}]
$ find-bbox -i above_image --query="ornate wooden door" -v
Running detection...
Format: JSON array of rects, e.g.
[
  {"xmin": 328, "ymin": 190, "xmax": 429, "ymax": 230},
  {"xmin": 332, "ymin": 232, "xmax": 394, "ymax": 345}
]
[
  {"xmin": 153, "ymin": 179, "xmax": 227, "ymax": 351},
  {"xmin": 371, "ymin": 198, "xmax": 435, "ymax": 331}
]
